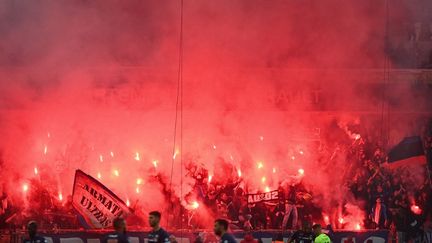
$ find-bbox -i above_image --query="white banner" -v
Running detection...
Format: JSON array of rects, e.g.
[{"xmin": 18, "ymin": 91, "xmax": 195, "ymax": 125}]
[
  {"xmin": 72, "ymin": 170, "xmax": 132, "ymax": 228},
  {"xmin": 247, "ymin": 190, "xmax": 279, "ymax": 204}
]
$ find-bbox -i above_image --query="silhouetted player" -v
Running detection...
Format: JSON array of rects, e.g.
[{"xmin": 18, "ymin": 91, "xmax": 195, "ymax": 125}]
[
  {"xmin": 287, "ymin": 221, "xmax": 314, "ymax": 243},
  {"xmin": 148, "ymin": 211, "xmax": 171, "ymax": 243},
  {"xmin": 214, "ymin": 219, "xmax": 237, "ymax": 243},
  {"xmin": 22, "ymin": 221, "xmax": 47, "ymax": 243},
  {"xmin": 103, "ymin": 217, "xmax": 130, "ymax": 243}
]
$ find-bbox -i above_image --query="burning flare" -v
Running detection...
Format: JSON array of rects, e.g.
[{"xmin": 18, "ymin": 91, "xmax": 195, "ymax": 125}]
[
  {"xmin": 135, "ymin": 152, "xmax": 140, "ymax": 161},
  {"xmin": 411, "ymin": 205, "xmax": 422, "ymax": 215},
  {"xmin": 355, "ymin": 223, "xmax": 361, "ymax": 230},
  {"xmin": 323, "ymin": 215, "xmax": 330, "ymax": 225},
  {"xmin": 257, "ymin": 162, "xmax": 264, "ymax": 169},
  {"xmin": 173, "ymin": 150, "xmax": 179, "ymax": 160},
  {"xmin": 191, "ymin": 201, "xmax": 199, "ymax": 209}
]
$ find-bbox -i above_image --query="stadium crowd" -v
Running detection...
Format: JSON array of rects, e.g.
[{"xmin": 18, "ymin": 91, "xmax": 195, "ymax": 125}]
[{"xmin": 0, "ymin": 120, "xmax": 431, "ymax": 242}]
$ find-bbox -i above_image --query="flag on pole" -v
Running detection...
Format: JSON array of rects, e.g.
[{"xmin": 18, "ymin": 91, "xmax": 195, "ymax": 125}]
[
  {"xmin": 386, "ymin": 136, "xmax": 427, "ymax": 168},
  {"xmin": 72, "ymin": 170, "xmax": 132, "ymax": 229}
]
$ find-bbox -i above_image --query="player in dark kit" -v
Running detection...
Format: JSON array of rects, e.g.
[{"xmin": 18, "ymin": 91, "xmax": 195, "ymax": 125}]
[
  {"xmin": 148, "ymin": 211, "xmax": 171, "ymax": 243},
  {"xmin": 214, "ymin": 219, "xmax": 237, "ymax": 243},
  {"xmin": 103, "ymin": 217, "xmax": 130, "ymax": 243},
  {"xmin": 22, "ymin": 221, "xmax": 47, "ymax": 243},
  {"xmin": 287, "ymin": 221, "xmax": 314, "ymax": 243}
]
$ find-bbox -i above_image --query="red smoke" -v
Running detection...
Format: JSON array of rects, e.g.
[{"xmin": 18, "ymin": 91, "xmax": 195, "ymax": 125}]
[{"xmin": 0, "ymin": 0, "xmax": 430, "ymax": 230}]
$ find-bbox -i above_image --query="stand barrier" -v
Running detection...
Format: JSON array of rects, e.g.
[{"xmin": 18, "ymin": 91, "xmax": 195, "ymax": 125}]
[{"xmin": 0, "ymin": 229, "xmax": 393, "ymax": 243}]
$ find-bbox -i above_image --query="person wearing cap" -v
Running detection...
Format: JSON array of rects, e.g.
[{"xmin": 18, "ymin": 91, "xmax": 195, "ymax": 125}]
[
  {"xmin": 312, "ymin": 224, "xmax": 331, "ymax": 243},
  {"xmin": 23, "ymin": 221, "xmax": 47, "ymax": 243}
]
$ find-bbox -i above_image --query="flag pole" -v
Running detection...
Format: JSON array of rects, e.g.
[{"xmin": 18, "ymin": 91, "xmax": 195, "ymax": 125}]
[{"xmin": 422, "ymin": 137, "xmax": 432, "ymax": 188}]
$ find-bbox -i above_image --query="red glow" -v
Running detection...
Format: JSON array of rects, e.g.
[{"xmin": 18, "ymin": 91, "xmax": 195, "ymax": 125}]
[
  {"xmin": 0, "ymin": 0, "xmax": 428, "ymax": 231},
  {"xmin": 191, "ymin": 201, "xmax": 199, "ymax": 209},
  {"xmin": 323, "ymin": 215, "xmax": 330, "ymax": 225},
  {"xmin": 411, "ymin": 205, "xmax": 422, "ymax": 215},
  {"xmin": 355, "ymin": 223, "xmax": 361, "ymax": 230},
  {"xmin": 135, "ymin": 152, "xmax": 140, "ymax": 161},
  {"xmin": 257, "ymin": 162, "xmax": 264, "ymax": 169},
  {"xmin": 22, "ymin": 184, "xmax": 28, "ymax": 192}
]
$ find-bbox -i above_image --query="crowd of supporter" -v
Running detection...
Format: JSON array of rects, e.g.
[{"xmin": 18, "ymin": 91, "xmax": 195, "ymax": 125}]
[
  {"xmin": 0, "ymin": 120, "xmax": 431, "ymax": 243},
  {"xmin": 182, "ymin": 119, "xmax": 432, "ymax": 241},
  {"xmin": 187, "ymin": 138, "xmax": 431, "ymax": 234}
]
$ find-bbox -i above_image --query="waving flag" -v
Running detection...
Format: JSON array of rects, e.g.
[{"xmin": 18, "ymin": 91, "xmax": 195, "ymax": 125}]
[
  {"xmin": 72, "ymin": 170, "xmax": 132, "ymax": 229},
  {"xmin": 387, "ymin": 136, "xmax": 426, "ymax": 168}
]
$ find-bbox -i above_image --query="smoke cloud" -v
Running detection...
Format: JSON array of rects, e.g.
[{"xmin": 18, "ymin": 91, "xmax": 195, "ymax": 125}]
[{"xmin": 0, "ymin": 0, "xmax": 431, "ymax": 230}]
